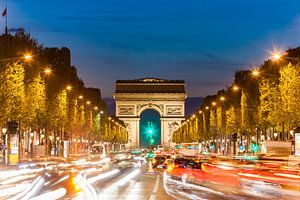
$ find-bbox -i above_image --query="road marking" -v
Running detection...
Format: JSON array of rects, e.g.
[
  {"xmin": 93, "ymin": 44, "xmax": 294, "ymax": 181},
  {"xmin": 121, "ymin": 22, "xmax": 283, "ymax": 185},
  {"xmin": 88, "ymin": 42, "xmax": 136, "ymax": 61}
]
[{"xmin": 149, "ymin": 175, "xmax": 160, "ymax": 200}]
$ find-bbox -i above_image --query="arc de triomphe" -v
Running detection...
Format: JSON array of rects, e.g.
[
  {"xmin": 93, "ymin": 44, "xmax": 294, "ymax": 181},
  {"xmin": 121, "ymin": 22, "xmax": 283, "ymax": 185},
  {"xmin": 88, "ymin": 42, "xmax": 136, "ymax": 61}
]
[{"xmin": 113, "ymin": 78, "xmax": 187, "ymax": 149}]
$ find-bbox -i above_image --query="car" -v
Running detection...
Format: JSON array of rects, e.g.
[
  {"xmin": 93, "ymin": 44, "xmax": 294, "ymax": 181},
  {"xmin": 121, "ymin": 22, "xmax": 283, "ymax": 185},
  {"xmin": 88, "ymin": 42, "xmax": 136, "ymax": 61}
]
[
  {"xmin": 157, "ymin": 145, "xmax": 164, "ymax": 151},
  {"xmin": 131, "ymin": 149, "xmax": 141, "ymax": 155},
  {"xmin": 90, "ymin": 144, "xmax": 103, "ymax": 154},
  {"xmin": 152, "ymin": 155, "xmax": 166, "ymax": 168},
  {"xmin": 163, "ymin": 158, "xmax": 174, "ymax": 168}
]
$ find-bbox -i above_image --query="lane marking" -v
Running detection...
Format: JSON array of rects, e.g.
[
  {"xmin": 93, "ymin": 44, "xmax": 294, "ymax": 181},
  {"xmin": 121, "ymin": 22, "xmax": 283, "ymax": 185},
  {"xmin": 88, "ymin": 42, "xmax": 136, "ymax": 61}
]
[{"xmin": 149, "ymin": 175, "xmax": 160, "ymax": 200}]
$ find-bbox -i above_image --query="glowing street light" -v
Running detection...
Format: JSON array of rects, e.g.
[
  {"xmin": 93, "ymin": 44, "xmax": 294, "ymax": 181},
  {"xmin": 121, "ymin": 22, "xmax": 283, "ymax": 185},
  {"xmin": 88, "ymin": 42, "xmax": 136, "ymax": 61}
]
[
  {"xmin": 252, "ymin": 70, "xmax": 260, "ymax": 76},
  {"xmin": 86, "ymin": 101, "xmax": 91, "ymax": 105},
  {"xmin": 212, "ymin": 102, "xmax": 217, "ymax": 106},
  {"xmin": 100, "ymin": 110, "xmax": 104, "ymax": 114},
  {"xmin": 272, "ymin": 53, "xmax": 282, "ymax": 61},
  {"xmin": 233, "ymin": 85, "xmax": 239, "ymax": 91},
  {"xmin": 66, "ymin": 85, "xmax": 72, "ymax": 91},
  {"xmin": 220, "ymin": 96, "xmax": 225, "ymax": 101},
  {"xmin": 2, "ymin": 127, "xmax": 7, "ymax": 134},
  {"xmin": 44, "ymin": 68, "xmax": 52, "ymax": 74},
  {"xmin": 205, "ymin": 106, "xmax": 209, "ymax": 110},
  {"xmin": 78, "ymin": 95, "xmax": 83, "ymax": 99},
  {"xmin": 23, "ymin": 53, "xmax": 33, "ymax": 61},
  {"xmin": 94, "ymin": 106, "xmax": 98, "ymax": 110},
  {"xmin": 198, "ymin": 110, "xmax": 202, "ymax": 114}
]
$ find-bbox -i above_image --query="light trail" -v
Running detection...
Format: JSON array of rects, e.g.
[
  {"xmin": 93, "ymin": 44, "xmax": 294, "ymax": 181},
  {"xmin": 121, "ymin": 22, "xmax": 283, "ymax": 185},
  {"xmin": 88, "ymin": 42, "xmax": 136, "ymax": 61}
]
[
  {"xmin": 88, "ymin": 169, "xmax": 120, "ymax": 184},
  {"xmin": 116, "ymin": 169, "xmax": 140, "ymax": 186},
  {"xmin": 29, "ymin": 188, "xmax": 67, "ymax": 200}
]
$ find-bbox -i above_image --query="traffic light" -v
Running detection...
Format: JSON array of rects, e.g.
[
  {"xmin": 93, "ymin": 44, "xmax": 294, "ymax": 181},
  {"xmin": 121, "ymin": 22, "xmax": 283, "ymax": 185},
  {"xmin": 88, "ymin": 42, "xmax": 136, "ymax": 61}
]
[
  {"xmin": 148, "ymin": 129, "xmax": 153, "ymax": 135},
  {"xmin": 251, "ymin": 143, "xmax": 259, "ymax": 153},
  {"xmin": 147, "ymin": 151, "xmax": 154, "ymax": 159}
]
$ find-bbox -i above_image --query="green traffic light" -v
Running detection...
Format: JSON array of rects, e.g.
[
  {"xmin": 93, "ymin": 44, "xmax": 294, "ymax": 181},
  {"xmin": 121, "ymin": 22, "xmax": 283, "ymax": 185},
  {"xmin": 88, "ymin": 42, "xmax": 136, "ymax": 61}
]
[
  {"xmin": 148, "ymin": 129, "xmax": 153, "ymax": 134},
  {"xmin": 251, "ymin": 143, "xmax": 259, "ymax": 153},
  {"xmin": 148, "ymin": 152, "xmax": 154, "ymax": 158}
]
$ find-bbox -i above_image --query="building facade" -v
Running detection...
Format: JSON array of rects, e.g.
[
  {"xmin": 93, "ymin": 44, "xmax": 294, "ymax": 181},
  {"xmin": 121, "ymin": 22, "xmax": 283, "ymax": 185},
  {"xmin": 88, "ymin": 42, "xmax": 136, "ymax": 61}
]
[{"xmin": 113, "ymin": 78, "xmax": 187, "ymax": 149}]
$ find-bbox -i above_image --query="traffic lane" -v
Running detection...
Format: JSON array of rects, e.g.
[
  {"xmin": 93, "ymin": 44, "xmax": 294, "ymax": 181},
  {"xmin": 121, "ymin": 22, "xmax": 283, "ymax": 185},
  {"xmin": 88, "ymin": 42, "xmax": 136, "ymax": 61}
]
[
  {"xmin": 163, "ymin": 172, "xmax": 263, "ymax": 200},
  {"xmin": 76, "ymin": 161, "xmax": 173, "ymax": 200},
  {"xmin": 0, "ymin": 156, "xmax": 111, "ymax": 200},
  {"xmin": 96, "ymin": 169, "xmax": 173, "ymax": 199},
  {"xmin": 39, "ymin": 158, "xmax": 114, "ymax": 199}
]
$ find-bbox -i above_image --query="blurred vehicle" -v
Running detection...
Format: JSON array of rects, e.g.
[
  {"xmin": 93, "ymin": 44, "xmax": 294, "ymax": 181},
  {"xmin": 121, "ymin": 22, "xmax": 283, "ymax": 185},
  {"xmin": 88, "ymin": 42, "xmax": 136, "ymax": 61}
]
[
  {"xmin": 90, "ymin": 144, "xmax": 103, "ymax": 154},
  {"xmin": 130, "ymin": 149, "xmax": 141, "ymax": 156},
  {"xmin": 153, "ymin": 155, "xmax": 166, "ymax": 168},
  {"xmin": 163, "ymin": 158, "xmax": 174, "ymax": 168},
  {"xmin": 157, "ymin": 145, "xmax": 164, "ymax": 151},
  {"xmin": 178, "ymin": 143, "xmax": 200, "ymax": 156},
  {"xmin": 140, "ymin": 149, "xmax": 149, "ymax": 158}
]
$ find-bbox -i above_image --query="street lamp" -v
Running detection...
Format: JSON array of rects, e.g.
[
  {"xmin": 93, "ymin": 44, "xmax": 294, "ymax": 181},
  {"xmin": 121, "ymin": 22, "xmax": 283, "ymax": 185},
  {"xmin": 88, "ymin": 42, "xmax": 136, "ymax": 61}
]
[
  {"xmin": 252, "ymin": 70, "xmax": 260, "ymax": 76},
  {"xmin": 2, "ymin": 127, "xmax": 7, "ymax": 164},
  {"xmin": 44, "ymin": 68, "xmax": 52, "ymax": 75},
  {"xmin": 2, "ymin": 127, "xmax": 7, "ymax": 134},
  {"xmin": 23, "ymin": 53, "xmax": 33, "ymax": 61},
  {"xmin": 66, "ymin": 85, "xmax": 72, "ymax": 91},
  {"xmin": 220, "ymin": 96, "xmax": 225, "ymax": 101},
  {"xmin": 86, "ymin": 101, "xmax": 91, "ymax": 105},
  {"xmin": 272, "ymin": 53, "xmax": 282, "ymax": 61},
  {"xmin": 78, "ymin": 95, "xmax": 83, "ymax": 99},
  {"xmin": 232, "ymin": 85, "xmax": 239, "ymax": 91}
]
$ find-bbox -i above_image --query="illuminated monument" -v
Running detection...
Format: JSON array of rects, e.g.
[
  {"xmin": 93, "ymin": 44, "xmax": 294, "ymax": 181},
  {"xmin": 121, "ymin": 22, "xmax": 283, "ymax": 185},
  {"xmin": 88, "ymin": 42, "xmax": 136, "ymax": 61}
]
[{"xmin": 113, "ymin": 78, "xmax": 187, "ymax": 149}]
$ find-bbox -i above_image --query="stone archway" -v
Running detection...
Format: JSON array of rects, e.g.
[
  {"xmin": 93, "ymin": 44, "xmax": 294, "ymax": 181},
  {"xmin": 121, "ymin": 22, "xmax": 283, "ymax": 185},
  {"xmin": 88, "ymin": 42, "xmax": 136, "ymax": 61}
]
[
  {"xmin": 137, "ymin": 103, "xmax": 163, "ymax": 117},
  {"xmin": 139, "ymin": 109, "xmax": 161, "ymax": 148},
  {"xmin": 114, "ymin": 78, "xmax": 186, "ymax": 149}
]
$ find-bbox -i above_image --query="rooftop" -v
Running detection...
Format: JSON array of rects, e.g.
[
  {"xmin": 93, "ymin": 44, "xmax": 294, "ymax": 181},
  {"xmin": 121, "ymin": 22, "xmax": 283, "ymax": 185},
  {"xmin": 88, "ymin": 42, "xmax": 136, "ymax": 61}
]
[{"xmin": 115, "ymin": 78, "xmax": 186, "ymax": 93}]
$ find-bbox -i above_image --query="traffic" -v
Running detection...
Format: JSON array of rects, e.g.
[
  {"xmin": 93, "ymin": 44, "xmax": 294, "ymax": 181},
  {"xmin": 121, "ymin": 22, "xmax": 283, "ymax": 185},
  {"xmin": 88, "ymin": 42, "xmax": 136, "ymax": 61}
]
[{"xmin": 1, "ymin": 144, "xmax": 300, "ymax": 199}]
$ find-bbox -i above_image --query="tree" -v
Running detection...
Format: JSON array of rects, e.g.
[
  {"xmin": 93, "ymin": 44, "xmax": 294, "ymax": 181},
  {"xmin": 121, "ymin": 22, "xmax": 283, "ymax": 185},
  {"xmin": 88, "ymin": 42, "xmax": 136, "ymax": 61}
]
[
  {"xmin": 23, "ymin": 74, "xmax": 46, "ymax": 128},
  {"xmin": 259, "ymin": 78, "xmax": 282, "ymax": 132},
  {"xmin": 279, "ymin": 63, "xmax": 300, "ymax": 127},
  {"xmin": 0, "ymin": 62, "xmax": 25, "ymax": 124},
  {"xmin": 217, "ymin": 106, "xmax": 226, "ymax": 134},
  {"xmin": 241, "ymin": 91, "xmax": 249, "ymax": 133},
  {"xmin": 209, "ymin": 109, "xmax": 218, "ymax": 139},
  {"xmin": 226, "ymin": 106, "xmax": 239, "ymax": 134}
]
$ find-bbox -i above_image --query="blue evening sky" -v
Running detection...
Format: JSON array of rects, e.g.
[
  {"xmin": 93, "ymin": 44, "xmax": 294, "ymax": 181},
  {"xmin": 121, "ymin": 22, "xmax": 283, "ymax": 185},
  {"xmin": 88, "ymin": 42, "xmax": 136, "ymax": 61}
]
[{"xmin": 1, "ymin": 0, "xmax": 300, "ymax": 97}]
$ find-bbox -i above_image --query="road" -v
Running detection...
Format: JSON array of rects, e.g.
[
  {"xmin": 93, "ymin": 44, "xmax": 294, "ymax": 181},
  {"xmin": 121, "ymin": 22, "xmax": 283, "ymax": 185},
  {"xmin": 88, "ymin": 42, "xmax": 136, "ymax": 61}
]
[
  {"xmin": 0, "ymin": 155, "xmax": 173, "ymax": 200},
  {"xmin": 2, "ymin": 154, "xmax": 300, "ymax": 200}
]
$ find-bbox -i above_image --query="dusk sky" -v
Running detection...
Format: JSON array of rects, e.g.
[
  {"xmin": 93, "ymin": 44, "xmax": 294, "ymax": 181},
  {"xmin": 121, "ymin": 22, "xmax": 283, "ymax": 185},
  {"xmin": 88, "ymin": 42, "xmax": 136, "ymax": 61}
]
[{"xmin": 1, "ymin": 0, "xmax": 300, "ymax": 97}]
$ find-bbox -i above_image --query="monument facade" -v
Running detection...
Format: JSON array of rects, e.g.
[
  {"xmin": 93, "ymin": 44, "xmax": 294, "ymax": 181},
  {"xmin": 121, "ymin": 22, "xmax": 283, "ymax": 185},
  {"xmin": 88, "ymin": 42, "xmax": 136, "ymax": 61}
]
[{"xmin": 113, "ymin": 78, "xmax": 187, "ymax": 149}]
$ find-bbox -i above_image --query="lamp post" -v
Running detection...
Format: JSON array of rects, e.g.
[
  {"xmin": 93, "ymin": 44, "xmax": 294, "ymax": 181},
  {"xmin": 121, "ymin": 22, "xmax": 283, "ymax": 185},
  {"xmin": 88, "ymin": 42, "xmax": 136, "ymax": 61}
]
[
  {"xmin": 40, "ymin": 67, "xmax": 52, "ymax": 156},
  {"xmin": 97, "ymin": 110, "xmax": 105, "ymax": 155},
  {"xmin": 2, "ymin": 127, "xmax": 7, "ymax": 164}
]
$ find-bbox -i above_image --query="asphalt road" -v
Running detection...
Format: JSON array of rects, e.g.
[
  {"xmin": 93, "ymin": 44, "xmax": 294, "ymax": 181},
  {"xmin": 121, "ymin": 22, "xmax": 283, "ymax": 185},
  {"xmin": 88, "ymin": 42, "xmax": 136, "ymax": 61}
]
[
  {"xmin": 2, "ymin": 155, "xmax": 300, "ymax": 200},
  {"xmin": 0, "ymin": 156, "xmax": 173, "ymax": 200}
]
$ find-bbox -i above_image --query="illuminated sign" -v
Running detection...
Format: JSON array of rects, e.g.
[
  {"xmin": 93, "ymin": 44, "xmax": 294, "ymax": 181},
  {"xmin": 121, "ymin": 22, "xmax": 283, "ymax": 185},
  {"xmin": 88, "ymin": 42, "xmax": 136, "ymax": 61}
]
[{"xmin": 9, "ymin": 134, "xmax": 19, "ymax": 164}]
